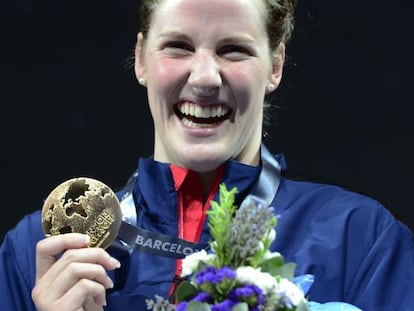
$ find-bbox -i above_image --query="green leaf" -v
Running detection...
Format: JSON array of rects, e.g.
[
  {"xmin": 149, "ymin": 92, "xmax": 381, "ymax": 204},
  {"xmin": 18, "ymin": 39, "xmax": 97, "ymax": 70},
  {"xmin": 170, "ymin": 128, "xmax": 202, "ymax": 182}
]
[
  {"xmin": 273, "ymin": 262, "xmax": 297, "ymax": 280},
  {"xmin": 206, "ymin": 183, "xmax": 238, "ymax": 266},
  {"xmin": 260, "ymin": 254, "xmax": 285, "ymax": 274},
  {"xmin": 175, "ymin": 281, "xmax": 199, "ymax": 303},
  {"xmin": 186, "ymin": 302, "xmax": 212, "ymax": 311},
  {"xmin": 232, "ymin": 302, "xmax": 249, "ymax": 311}
]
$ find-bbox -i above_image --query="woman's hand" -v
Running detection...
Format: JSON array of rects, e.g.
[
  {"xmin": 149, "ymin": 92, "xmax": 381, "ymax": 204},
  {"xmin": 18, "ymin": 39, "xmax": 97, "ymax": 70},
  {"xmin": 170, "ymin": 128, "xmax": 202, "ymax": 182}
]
[{"xmin": 31, "ymin": 233, "xmax": 121, "ymax": 311}]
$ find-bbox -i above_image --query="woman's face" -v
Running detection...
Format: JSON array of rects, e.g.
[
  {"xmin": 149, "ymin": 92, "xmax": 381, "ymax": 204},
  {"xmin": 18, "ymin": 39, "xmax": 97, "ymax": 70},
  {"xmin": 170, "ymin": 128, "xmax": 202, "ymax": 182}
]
[{"xmin": 135, "ymin": 0, "xmax": 284, "ymax": 172}]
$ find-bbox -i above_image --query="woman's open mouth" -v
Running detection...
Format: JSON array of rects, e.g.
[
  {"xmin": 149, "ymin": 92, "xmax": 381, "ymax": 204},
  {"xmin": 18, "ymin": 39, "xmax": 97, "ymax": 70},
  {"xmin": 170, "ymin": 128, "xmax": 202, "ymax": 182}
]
[{"xmin": 174, "ymin": 101, "xmax": 232, "ymax": 128}]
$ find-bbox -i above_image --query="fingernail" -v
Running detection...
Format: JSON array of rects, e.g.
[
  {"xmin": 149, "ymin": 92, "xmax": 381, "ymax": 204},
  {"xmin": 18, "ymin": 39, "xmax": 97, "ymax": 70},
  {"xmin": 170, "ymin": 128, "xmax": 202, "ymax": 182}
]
[
  {"xmin": 83, "ymin": 234, "xmax": 90, "ymax": 244},
  {"xmin": 107, "ymin": 277, "xmax": 114, "ymax": 289},
  {"xmin": 111, "ymin": 257, "xmax": 121, "ymax": 268}
]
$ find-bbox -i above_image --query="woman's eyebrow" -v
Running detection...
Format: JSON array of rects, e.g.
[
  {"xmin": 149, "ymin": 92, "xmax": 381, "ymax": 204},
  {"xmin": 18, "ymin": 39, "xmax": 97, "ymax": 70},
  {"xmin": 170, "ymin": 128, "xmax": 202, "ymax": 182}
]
[
  {"xmin": 157, "ymin": 31, "xmax": 256, "ymax": 44},
  {"xmin": 157, "ymin": 31, "xmax": 191, "ymax": 41},
  {"xmin": 218, "ymin": 35, "xmax": 256, "ymax": 45}
]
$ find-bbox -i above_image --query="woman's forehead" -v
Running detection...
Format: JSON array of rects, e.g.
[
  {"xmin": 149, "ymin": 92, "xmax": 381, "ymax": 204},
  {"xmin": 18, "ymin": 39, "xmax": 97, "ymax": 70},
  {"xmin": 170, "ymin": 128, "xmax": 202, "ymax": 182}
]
[{"xmin": 149, "ymin": 0, "xmax": 266, "ymax": 37}]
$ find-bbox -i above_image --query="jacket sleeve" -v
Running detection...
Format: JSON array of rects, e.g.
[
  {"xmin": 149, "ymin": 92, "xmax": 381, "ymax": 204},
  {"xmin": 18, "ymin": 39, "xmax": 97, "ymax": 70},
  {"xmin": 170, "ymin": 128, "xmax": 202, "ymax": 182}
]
[
  {"xmin": 346, "ymin": 204, "xmax": 414, "ymax": 310},
  {"xmin": 0, "ymin": 211, "xmax": 44, "ymax": 311}
]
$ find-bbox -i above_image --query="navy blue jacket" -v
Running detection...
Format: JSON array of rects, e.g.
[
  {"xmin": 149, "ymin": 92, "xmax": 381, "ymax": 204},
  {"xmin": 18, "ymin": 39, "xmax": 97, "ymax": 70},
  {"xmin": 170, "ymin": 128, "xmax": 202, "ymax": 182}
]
[{"xmin": 1, "ymin": 152, "xmax": 414, "ymax": 310}]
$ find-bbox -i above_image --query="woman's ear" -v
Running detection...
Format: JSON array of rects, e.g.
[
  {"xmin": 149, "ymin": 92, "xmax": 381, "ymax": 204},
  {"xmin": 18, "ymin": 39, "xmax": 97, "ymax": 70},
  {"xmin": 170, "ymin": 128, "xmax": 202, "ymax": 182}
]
[
  {"xmin": 134, "ymin": 32, "xmax": 147, "ymax": 86},
  {"xmin": 266, "ymin": 43, "xmax": 285, "ymax": 94}
]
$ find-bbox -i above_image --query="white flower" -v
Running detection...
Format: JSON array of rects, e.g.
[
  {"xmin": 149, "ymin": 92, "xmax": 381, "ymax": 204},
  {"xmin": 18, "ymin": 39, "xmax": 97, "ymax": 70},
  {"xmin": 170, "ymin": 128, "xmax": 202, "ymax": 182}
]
[
  {"xmin": 277, "ymin": 278, "xmax": 306, "ymax": 306},
  {"xmin": 263, "ymin": 250, "xmax": 282, "ymax": 261},
  {"xmin": 181, "ymin": 250, "xmax": 215, "ymax": 277},
  {"xmin": 235, "ymin": 266, "xmax": 277, "ymax": 293}
]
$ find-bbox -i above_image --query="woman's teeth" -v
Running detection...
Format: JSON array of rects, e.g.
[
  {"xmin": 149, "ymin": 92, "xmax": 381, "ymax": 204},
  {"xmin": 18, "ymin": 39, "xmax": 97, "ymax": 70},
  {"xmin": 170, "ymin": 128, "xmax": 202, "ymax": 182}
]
[
  {"xmin": 176, "ymin": 102, "xmax": 230, "ymax": 128},
  {"xmin": 182, "ymin": 118, "xmax": 218, "ymax": 128},
  {"xmin": 178, "ymin": 102, "xmax": 229, "ymax": 118}
]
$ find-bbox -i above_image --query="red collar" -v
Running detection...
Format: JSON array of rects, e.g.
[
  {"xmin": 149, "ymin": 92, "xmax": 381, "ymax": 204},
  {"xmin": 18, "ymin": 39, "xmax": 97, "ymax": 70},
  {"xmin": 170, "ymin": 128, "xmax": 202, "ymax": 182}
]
[{"xmin": 170, "ymin": 164, "xmax": 224, "ymax": 243}]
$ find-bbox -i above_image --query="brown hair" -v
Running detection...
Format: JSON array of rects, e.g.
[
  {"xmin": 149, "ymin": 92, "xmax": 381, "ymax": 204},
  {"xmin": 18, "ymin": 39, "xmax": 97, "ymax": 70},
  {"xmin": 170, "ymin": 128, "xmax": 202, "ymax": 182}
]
[
  {"xmin": 138, "ymin": 0, "xmax": 295, "ymax": 50},
  {"xmin": 136, "ymin": 0, "xmax": 296, "ymax": 130}
]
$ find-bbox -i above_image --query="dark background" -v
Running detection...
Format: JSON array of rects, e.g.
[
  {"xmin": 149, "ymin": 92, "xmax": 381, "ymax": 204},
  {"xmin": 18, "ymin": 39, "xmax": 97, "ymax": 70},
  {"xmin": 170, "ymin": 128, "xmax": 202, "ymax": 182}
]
[{"xmin": 1, "ymin": 0, "xmax": 413, "ymax": 242}]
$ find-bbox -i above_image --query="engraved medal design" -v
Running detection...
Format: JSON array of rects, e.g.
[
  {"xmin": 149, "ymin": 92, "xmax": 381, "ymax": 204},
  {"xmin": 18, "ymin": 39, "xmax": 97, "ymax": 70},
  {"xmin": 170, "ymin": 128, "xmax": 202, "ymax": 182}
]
[{"xmin": 41, "ymin": 177, "xmax": 122, "ymax": 249}]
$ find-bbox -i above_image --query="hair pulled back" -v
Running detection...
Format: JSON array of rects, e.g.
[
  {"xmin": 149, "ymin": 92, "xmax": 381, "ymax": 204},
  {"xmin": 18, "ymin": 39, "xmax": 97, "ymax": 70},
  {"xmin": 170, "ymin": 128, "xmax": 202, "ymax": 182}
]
[{"xmin": 138, "ymin": 0, "xmax": 295, "ymax": 49}]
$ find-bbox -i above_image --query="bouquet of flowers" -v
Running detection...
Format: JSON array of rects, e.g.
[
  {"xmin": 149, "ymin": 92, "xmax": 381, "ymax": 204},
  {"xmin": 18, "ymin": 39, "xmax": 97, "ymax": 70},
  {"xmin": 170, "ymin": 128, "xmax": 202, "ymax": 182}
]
[{"xmin": 146, "ymin": 184, "xmax": 361, "ymax": 311}]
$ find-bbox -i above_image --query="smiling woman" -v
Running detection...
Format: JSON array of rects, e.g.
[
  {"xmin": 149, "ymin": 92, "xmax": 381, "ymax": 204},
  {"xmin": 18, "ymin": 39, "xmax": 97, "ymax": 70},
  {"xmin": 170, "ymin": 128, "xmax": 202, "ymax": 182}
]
[
  {"xmin": 134, "ymin": 0, "xmax": 283, "ymax": 173},
  {"xmin": 1, "ymin": 0, "xmax": 413, "ymax": 310}
]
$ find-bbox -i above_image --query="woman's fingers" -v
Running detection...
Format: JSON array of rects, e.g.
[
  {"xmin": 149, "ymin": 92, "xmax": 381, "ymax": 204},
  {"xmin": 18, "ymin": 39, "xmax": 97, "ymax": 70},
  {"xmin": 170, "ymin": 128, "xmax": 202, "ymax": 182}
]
[
  {"xmin": 62, "ymin": 278, "xmax": 107, "ymax": 310},
  {"xmin": 35, "ymin": 233, "xmax": 91, "ymax": 280},
  {"xmin": 45, "ymin": 262, "xmax": 114, "ymax": 300},
  {"xmin": 34, "ymin": 278, "xmax": 106, "ymax": 311},
  {"xmin": 40, "ymin": 246, "xmax": 120, "ymax": 286},
  {"xmin": 32, "ymin": 234, "xmax": 121, "ymax": 311},
  {"xmin": 35, "ymin": 233, "xmax": 120, "ymax": 286}
]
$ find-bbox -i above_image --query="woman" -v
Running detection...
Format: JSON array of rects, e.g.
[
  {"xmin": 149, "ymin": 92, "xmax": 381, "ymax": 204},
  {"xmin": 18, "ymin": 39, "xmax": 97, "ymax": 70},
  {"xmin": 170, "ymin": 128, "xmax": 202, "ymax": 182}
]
[{"xmin": 1, "ymin": 0, "xmax": 413, "ymax": 310}]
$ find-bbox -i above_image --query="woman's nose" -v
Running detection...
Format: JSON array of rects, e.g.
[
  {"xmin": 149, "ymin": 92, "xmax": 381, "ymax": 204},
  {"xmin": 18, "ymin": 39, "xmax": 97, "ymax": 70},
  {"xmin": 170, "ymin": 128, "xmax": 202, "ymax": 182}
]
[{"xmin": 188, "ymin": 51, "xmax": 222, "ymax": 95}]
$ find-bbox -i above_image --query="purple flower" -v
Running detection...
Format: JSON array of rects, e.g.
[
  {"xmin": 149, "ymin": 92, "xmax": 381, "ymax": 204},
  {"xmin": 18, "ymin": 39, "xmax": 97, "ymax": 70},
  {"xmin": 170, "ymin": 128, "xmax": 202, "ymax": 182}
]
[
  {"xmin": 193, "ymin": 291, "xmax": 212, "ymax": 303},
  {"xmin": 211, "ymin": 299, "xmax": 237, "ymax": 311},
  {"xmin": 195, "ymin": 266, "xmax": 216, "ymax": 285},
  {"xmin": 195, "ymin": 266, "xmax": 236, "ymax": 285},
  {"xmin": 175, "ymin": 301, "xmax": 188, "ymax": 311},
  {"xmin": 228, "ymin": 284, "xmax": 265, "ymax": 310},
  {"xmin": 216, "ymin": 267, "xmax": 236, "ymax": 280}
]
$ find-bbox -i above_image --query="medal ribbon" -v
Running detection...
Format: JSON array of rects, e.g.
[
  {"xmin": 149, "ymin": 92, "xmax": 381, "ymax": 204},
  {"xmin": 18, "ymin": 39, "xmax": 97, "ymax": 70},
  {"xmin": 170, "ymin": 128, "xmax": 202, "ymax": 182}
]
[
  {"xmin": 115, "ymin": 144, "xmax": 281, "ymax": 259},
  {"xmin": 117, "ymin": 221, "xmax": 208, "ymax": 259}
]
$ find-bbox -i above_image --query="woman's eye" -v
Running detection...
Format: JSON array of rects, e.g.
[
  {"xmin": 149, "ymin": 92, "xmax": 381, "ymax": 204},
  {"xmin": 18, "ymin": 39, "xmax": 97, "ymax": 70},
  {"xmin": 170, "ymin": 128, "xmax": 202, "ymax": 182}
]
[
  {"xmin": 163, "ymin": 41, "xmax": 193, "ymax": 52},
  {"xmin": 218, "ymin": 45, "xmax": 251, "ymax": 58}
]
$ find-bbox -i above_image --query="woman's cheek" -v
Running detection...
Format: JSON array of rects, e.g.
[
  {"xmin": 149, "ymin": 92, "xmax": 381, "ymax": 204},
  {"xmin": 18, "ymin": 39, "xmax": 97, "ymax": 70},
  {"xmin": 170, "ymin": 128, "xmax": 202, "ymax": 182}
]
[
  {"xmin": 153, "ymin": 57, "xmax": 188, "ymax": 79},
  {"xmin": 225, "ymin": 64, "xmax": 261, "ymax": 89}
]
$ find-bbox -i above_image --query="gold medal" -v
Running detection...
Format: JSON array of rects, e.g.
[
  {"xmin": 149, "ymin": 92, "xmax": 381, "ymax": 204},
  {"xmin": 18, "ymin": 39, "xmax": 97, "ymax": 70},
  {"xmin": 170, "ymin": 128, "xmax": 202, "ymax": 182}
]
[{"xmin": 41, "ymin": 177, "xmax": 122, "ymax": 249}]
